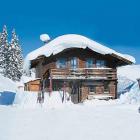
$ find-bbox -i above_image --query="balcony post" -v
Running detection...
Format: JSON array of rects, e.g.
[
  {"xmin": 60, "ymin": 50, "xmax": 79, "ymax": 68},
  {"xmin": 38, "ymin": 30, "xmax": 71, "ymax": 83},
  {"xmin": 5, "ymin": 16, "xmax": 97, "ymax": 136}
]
[{"xmin": 49, "ymin": 71, "xmax": 52, "ymax": 95}]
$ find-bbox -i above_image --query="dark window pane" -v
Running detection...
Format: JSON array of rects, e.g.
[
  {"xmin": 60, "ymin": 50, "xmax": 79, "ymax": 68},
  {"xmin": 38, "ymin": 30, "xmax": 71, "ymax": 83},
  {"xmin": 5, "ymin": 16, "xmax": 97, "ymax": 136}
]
[
  {"xmin": 56, "ymin": 58, "xmax": 67, "ymax": 68},
  {"xmin": 96, "ymin": 60, "xmax": 106, "ymax": 67},
  {"xmin": 86, "ymin": 58, "xmax": 94, "ymax": 68},
  {"xmin": 70, "ymin": 57, "xmax": 78, "ymax": 69}
]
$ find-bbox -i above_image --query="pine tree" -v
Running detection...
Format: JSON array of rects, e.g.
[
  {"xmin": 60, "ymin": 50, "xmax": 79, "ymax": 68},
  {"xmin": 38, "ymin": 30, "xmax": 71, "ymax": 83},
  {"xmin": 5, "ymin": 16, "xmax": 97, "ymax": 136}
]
[
  {"xmin": 0, "ymin": 32, "xmax": 2, "ymax": 73},
  {"xmin": 8, "ymin": 29, "xmax": 23, "ymax": 81},
  {"xmin": 0, "ymin": 25, "xmax": 9, "ymax": 76},
  {"xmin": 0, "ymin": 26, "xmax": 23, "ymax": 81}
]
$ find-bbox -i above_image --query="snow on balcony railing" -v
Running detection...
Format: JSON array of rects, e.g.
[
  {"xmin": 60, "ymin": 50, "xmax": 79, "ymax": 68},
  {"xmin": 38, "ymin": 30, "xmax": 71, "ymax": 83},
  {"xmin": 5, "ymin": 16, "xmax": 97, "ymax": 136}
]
[{"xmin": 50, "ymin": 68, "xmax": 117, "ymax": 80}]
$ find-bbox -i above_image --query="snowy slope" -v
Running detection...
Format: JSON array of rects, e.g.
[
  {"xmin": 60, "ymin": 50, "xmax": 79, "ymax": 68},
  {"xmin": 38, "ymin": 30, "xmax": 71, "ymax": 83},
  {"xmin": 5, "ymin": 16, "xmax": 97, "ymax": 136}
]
[{"xmin": 0, "ymin": 74, "xmax": 17, "ymax": 92}]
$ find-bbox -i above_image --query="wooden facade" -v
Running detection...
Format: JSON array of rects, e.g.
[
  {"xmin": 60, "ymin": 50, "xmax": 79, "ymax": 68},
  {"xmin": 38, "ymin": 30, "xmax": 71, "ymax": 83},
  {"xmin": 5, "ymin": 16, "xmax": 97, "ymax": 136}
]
[
  {"xmin": 24, "ymin": 79, "xmax": 41, "ymax": 92},
  {"xmin": 30, "ymin": 48, "xmax": 132, "ymax": 103}
]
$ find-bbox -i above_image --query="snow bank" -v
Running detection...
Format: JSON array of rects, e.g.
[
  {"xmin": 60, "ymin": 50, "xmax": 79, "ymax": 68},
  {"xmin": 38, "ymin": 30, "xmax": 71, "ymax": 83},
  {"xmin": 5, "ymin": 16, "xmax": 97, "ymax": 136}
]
[
  {"xmin": 14, "ymin": 91, "xmax": 72, "ymax": 109},
  {"xmin": 24, "ymin": 34, "xmax": 135, "ymax": 73},
  {"xmin": 0, "ymin": 74, "xmax": 17, "ymax": 92},
  {"xmin": 119, "ymin": 82, "xmax": 140, "ymax": 104},
  {"xmin": 0, "ymin": 74, "xmax": 17, "ymax": 105},
  {"xmin": 117, "ymin": 75, "xmax": 134, "ymax": 95},
  {"xmin": 14, "ymin": 91, "xmax": 38, "ymax": 108},
  {"xmin": 83, "ymin": 99, "xmax": 118, "ymax": 106},
  {"xmin": 117, "ymin": 65, "xmax": 140, "ymax": 81},
  {"xmin": 117, "ymin": 65, "xmax": 140, "ymax": 104}
]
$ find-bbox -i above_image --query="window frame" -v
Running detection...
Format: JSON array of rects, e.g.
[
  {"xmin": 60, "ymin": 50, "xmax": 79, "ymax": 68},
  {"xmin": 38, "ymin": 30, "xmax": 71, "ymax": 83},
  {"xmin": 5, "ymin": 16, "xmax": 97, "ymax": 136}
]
[
  {"xmin": 70, "ymin": 57, "xmax": 78, "ymax": 69},
  {"xmin": 56, "ymin": 58, "xmax": 67, "ymax": 69},
  {"xmin": 85, "ymin": 58, "xmax": 95, "ymax": 68},
  {"xmin": 96, "ymin": 60, "xmax": 106, "ymax": 68}
]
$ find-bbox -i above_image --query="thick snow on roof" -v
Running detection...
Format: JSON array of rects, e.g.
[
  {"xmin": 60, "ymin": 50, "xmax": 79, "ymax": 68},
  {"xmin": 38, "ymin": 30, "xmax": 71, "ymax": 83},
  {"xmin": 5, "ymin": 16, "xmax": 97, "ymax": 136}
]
[{"xmin": 24, "ymin": 34, "xmax": 135, "ymax": 71}]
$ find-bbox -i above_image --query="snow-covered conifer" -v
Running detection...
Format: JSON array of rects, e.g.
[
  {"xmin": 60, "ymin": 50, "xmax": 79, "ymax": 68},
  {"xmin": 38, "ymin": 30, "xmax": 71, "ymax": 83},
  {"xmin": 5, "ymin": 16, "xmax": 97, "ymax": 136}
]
[
  {"xmin": 8, "ymin": 29, "xmax": 23, "ymax": 81},
  {"xmin": 0, "ymin": 32, "xmax": 2, "ymax": 73},
  {"xmin": 0, "ymin": 25, "xmax": 9, "ymax": 76},
  {"xmin": 0, "ymin": 26, "xmax": 23, "ymax": 81}
]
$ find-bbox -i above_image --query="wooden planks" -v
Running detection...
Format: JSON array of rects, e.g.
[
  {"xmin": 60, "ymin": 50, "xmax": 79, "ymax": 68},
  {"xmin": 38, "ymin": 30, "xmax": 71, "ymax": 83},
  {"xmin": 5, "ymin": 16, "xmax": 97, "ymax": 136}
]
[{"xmin": 50, "ymin": 68, "xmax": 117, "ymax": 80}]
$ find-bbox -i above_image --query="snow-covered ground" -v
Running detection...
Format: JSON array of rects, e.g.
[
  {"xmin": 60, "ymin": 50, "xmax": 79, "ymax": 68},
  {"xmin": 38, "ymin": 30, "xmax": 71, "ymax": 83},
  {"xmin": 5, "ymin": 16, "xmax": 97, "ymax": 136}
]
[{"xmin": 0, "ymin": 101, "xmax": 140, "ymax": 140}]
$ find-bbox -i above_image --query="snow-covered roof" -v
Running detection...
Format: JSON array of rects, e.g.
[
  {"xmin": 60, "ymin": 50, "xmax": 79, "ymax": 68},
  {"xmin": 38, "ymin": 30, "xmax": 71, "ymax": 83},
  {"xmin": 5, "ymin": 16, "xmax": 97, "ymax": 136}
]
[{"xmin": 24, "ymin": 34, "xmax": 135, "ymax": 71}]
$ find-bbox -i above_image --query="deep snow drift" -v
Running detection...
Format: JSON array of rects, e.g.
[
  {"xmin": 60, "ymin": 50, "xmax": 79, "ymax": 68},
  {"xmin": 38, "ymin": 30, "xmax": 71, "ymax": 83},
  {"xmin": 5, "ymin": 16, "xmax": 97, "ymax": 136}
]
[
  {"xmin": 14, "ymin": 91, "xmax": 72, "ymax": 109},
  {"xmin": 119, "ymin": 82, "xmax": 140, "ymax": 104},
  {"xmin": 117, "ymin": 65, "xmax": 140, "ymax": 81},
  {"xmin": 117, "ymin": 65, "xmax": 140, "ymax": 104},
  {"xmin": 0, "ymin": 74, "xmax": 17, "ymax": 92}
]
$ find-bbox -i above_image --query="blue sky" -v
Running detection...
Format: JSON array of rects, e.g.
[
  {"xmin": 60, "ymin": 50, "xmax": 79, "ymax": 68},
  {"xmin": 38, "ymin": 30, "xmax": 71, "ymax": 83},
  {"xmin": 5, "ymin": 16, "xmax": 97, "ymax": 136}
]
[{"xmin": 0, "ymin": 0, "xmax": 140, "ymax": 63}]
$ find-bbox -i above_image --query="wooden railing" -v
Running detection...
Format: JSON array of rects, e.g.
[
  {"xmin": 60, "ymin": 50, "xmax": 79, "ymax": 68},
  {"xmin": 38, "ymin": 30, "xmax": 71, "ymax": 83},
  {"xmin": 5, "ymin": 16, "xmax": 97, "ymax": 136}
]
[{"xmin": 50, "ymin": 68, "xmax": 117, "ymax": 80}]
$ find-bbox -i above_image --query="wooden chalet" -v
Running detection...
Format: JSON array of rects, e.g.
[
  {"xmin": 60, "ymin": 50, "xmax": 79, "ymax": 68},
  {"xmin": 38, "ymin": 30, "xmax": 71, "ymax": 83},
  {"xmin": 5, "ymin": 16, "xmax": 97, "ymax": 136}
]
[{"xmin": 26, "ymin": 34, "xmax": 134, "ymax": 103}]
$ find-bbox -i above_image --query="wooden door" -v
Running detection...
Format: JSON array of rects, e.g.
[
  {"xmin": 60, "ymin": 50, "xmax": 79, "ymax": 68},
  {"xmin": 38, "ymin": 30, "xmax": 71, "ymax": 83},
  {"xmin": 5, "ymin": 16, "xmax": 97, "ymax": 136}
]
[
  {"xmin": 109, "ymin": 85, "xmax": 116, "ymax": 97},
  {"xmin": 81, "ymin": 86, "xmax": 88, "ymax": 102},
  {"xmin": 70, "ymin": 81, "xmax": 81, "ymax": 104}
]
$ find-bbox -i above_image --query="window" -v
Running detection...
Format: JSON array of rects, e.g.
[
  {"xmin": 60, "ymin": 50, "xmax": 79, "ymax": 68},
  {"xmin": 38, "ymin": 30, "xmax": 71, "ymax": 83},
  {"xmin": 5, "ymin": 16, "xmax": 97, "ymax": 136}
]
[
  {"xmin": 86, "ymin": 58, "xmax": 95, "ymax": 68},
  {"xmin": 70, "ymin": 57, "xmax": 78, "ymax": 69},
  {"xmin": 89, "ymin": 85, "xmax": 96, "ymax": 94},
  {"xmin": 96, "ymin": 60, "xmax": 106, "ymax": 68},
  {"xmin": 56, "ymin": 58, "xmax": 67, "ymax": 68}
]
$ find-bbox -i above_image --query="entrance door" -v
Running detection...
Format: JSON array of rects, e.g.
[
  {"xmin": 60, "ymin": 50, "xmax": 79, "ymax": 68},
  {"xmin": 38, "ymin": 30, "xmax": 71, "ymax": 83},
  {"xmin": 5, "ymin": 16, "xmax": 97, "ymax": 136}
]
[{"xmin": 70, "ymin": 81, "xmax": 81, "ymax": 104}]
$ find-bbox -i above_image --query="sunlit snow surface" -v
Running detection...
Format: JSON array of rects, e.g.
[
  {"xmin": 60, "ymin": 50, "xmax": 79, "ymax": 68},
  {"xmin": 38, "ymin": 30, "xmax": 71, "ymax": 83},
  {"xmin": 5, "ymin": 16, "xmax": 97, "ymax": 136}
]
[
  {"xmin": 0, "ymin": 75, "xmax": 17, "ymax": 92},
  {"xmin": 1, "ymin": 100, "xmax": 140, "ymax": 140},
  {"xmin": 118, "ymin": 65, "xmax": 140, "ymax": 81}
]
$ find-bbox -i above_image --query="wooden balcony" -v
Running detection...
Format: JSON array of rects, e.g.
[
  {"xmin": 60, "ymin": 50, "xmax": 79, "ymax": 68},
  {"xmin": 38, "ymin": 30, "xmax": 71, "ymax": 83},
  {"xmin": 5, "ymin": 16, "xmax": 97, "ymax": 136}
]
[{"xmin": 49, "ymin": 68, "xmax": 117, "ymax": 80}]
